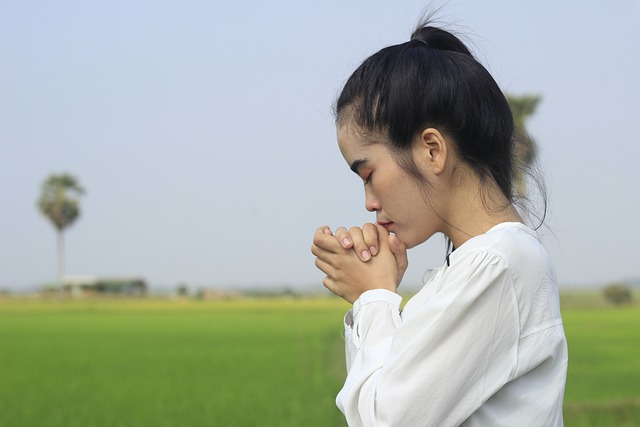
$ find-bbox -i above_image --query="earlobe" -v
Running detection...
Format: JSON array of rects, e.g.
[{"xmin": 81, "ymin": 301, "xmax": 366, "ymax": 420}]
[{"xmin": 419, "ymin": 128, "xmax": 448, "ymax": 175}]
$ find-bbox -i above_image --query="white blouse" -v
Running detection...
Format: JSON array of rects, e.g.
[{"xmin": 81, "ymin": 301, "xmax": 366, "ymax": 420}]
[{"xmin": 337, "ymin": 222, "xmax": 568, "ymax": 426}]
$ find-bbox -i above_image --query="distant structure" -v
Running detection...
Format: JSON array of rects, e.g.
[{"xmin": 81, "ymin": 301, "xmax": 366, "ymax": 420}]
[
  {"xmin": 44, "ymin": 276, "xmax": 147, "ymax": 297},
  {"xmin": 196, "ymin": 287, "xmax": 241, "ymax": 300}
]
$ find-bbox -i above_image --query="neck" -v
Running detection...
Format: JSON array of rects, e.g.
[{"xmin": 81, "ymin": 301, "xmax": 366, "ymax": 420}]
[{"xmin": 439, "ymin": 172, "xmax": 522, "ymax": 249}]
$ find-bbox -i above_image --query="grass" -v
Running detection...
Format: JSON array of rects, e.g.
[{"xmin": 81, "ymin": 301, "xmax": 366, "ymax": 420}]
[
  {"xmin": 0, "ymin": 292, "xmax": 639, "ymax": 426},
  {"xmin": 0, "ymin": 297, "xmax": 350, "ymax": 427},
  {"xmin": 560, "ymin": 292, "xmax": 640, "ymax": 426}
]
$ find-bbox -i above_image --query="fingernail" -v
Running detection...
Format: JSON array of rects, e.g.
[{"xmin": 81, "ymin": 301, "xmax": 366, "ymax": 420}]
[
  {"xmin": 369, "ymin": 246, "xmax": 378, "ymax": 256},
  {"xmin": 343, "ymin": 238, "xmax": 351, "ymax": 246},
  {"xmin": 361, "ymin": 250, "xmax": 371, "ymax": 261}
]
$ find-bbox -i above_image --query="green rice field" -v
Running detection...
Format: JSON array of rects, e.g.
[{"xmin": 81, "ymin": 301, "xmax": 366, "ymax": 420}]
[{"xmin": 1, "ymin": 293, "xmax": 639, "ymax": 426}]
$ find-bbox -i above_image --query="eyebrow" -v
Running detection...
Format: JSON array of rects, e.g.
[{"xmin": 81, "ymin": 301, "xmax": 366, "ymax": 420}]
[{"xmin": 350, "ymin": 159, "xmax": 368, "ymax": 175}]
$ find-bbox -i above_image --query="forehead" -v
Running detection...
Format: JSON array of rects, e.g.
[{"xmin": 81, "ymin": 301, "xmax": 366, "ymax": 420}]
[{"xmin": 337, "ymin": 123, "xmax": 372, "ymax": 161}]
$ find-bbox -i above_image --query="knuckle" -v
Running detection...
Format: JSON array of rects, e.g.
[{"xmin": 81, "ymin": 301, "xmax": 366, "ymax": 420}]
[
  {"xmin": 364, "ymin": 224, "xmax": 378, "ymax": 239},
  {"xmin": 363, "ymin": 222, "xmax": 376, "ymax": 231},
  {"xmin": 315, "ymin": 226, "xmax": 326, "ymax": 238}
]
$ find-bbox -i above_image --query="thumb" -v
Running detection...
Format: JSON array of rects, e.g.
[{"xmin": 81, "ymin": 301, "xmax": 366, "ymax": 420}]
[{"xmin": 388, "ymin": 233, "xmax": 408, "ymax": 274}]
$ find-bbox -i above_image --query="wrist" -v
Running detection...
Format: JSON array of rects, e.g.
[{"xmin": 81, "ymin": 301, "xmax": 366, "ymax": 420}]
[{"xmin": 353, "ymin": 289, "xmax": 402, "ymax": 314}]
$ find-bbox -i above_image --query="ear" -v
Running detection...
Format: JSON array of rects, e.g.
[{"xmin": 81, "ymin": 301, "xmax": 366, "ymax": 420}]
[{"xmin": 415, "ymin": 128, "xmax": 448, "ymax": 175}]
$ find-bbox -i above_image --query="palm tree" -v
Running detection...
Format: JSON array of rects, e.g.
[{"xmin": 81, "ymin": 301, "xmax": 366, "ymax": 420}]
[
  {"xmin": 37, "ymin": 173, "xmax": 85, "ymax": 284},
  {"xmin": 506, "ymin": 94, "xmax": 541, "ymax": 196}
]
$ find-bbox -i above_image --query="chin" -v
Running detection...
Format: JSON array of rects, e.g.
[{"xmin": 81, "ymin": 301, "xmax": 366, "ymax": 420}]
[
  {"xmin": 401, "ymin": 233, "xmax": 433, "ymax": 250},
  {"xmin": 396, "ymin": 234, "xmax": 418, "ymax": 249},
  {"xmin": 404, "ymin": 240, "xmax": 418, "ymax": 249}
]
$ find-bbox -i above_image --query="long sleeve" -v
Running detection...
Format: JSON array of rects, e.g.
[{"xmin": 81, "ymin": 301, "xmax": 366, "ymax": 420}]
[
  {"xmin": 343, "ymin": 289, "xmax": 403, "ymax": 373},
  {"xmin": 337, "ymin": 250, "xmax": 520, "ymax": 427}
]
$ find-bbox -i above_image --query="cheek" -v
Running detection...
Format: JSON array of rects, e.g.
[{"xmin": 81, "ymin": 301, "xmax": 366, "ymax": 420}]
[{"xmin": 405, "ymin": 196, "xmax": 438, "ymax": 244}]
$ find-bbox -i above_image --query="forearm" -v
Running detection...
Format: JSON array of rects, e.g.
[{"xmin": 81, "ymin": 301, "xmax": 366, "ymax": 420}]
[{"xmin": 339, "ymin": 290, "xmax": 402, "ymax": 426}]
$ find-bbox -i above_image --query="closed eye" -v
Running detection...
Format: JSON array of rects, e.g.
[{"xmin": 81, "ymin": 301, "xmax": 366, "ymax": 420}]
[{"xmin": 349, "ymin": 159, "xmax": 371, "ymax": 186}]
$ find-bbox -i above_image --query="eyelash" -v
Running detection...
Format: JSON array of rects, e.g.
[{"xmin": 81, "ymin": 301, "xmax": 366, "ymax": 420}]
[{"xmin": 363, "ymin": 174, "xmax": 372, "ymax": 186}]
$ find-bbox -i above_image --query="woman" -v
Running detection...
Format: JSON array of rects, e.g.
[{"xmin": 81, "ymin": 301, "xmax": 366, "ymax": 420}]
[{"xmin": 311, "ymin": 23, "xmax": 568, "ymax": 426}]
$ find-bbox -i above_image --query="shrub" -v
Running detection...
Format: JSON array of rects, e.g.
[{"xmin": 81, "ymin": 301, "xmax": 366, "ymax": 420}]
[
  {"xmin": 176, "ymin": 283, "xmax": 189, "ymax": 296},
  {"xmin": 603, "ymin": 283, "xmax": 633, "ymax": 305}
]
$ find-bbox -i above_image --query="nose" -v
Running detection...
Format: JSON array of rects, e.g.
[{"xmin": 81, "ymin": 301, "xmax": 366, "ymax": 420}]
[{"xmin": 364, "ymin": 186, "xmax": 380, "ymax": 212}]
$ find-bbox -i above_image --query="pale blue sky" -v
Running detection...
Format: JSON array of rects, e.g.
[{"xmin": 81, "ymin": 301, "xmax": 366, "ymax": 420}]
[{"xmin": 2, "ymin": 0, "xmax": 639, "ymax": 291}]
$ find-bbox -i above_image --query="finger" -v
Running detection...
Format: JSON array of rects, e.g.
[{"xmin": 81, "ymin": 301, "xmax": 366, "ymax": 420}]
[
  {"xmin": 313, "ymin": 227, "xmax": 343, "ymax": 253},
  {"xmin": 348, "ymin": 226, "xmax": 371, "ymax": 262},
  {"xmin": 334, "ymin": 227, "xmax": 353, "ymax": 249},
  {"xmin": 375, "ymin": 223, "xmax": 390, "ymax": 249},
  {"xmin": 322, "ymin": 275, "xmax": 339, "ymax": 296},
  {"xmin": 315, "ymin": 226, "xmax": 329, "ymax": 240},
  {"xmin": 311, "ymin": 242, "xmax": 338, "ymax": 264},
  {"xmin": 376, "ymin": 225, "xmax": 392, "ymax": 252},
  {"xmin": 321, "ymin": 275, "xmax": 351, "ymax": 301},
  {"xmin": 311, "ymin": 243, "xmax": 324, "ymax": 258},
  {"xmin": 388, "ymin": 233, "xmax": 408, "ymax": 272},
  {"xmin": 314, "ymin": 257, "xmax": 334, "ymax": 278},
  {"xmin": 315, "ymin": 225, "xmax": 333, "ymax": 236},
  {"xmin": 362, "ymin": 223, "xmax": 379, "ymax": 256}
]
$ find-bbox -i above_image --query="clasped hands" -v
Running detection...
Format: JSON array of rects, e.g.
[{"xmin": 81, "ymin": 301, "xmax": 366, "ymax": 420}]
[{"xmin": 311, "ymin": 223, "xmax": 408, "ymax": 304}]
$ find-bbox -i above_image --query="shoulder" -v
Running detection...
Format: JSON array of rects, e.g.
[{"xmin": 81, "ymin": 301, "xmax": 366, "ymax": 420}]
[
  {"xmin": 448, "ymin": 222, "xmax": 551, "ymax": 280},
  {"xmin": 446, "ymin": 222, "xmax": 562, "ymax": 336},
  {"xmin": 441, "ymin": 222, "xmax": 557, "ymax": 307},
  {"xmin": 457, "ymin": 222, "xmax": 543, "ymax": 258}
]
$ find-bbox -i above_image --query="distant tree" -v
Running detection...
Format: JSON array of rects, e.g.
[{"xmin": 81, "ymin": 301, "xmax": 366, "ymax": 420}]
[
  {"xmin": 506, "ymin": 94, "xmax": 541, "ymax": 196},
  {"xmin": 177, "ymin": 283, "xmax": 189, "ymax": 296},
  {"xmin": 37, "ymin": 173, "xmax": 85, "ymax": 283},
  {"xmin": 603, "ymin": 283, "xmax": 633, "ymax": 305}
]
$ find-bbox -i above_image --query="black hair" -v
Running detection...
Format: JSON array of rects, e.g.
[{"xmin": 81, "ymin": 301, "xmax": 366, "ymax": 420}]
[{"xmin": 336, "ymin": 24, "xmax": 517, "ymax": 205}]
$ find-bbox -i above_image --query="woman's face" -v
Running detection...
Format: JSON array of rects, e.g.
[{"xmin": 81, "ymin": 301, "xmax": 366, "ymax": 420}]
[{"xmin": 337, "ymin": 124, "xmax": 442, "ymax": 249}]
